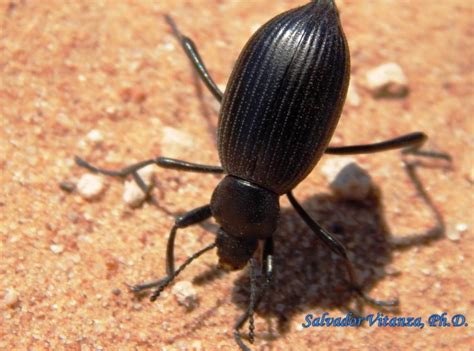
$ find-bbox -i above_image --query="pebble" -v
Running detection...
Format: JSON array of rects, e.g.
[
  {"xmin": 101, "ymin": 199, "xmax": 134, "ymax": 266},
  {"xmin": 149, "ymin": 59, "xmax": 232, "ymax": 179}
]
[
  {"xmin": 122, "ymin": 165, "xmax": 155, "ymax": 207},
  {"xmin": 171, "ymin": 281, "xmax": 198, "ymax": 310},
  {"xmin": 455, "ymin": 223, "xmax": 468, "ymax": 232},
  {"xmin": 161, "ymin": 127, "xmax": 194, "ymax": 158},
  {"xmin": 321, "ymin": 157, "xmax": 356, "ymax": 180},
  {"xmin": 86, "ymin": 129, "xmax": 104, "ymax": 143},
  {"xmin": 329, "ymin": 163, "xmax": 372, "ymax": 200},
  {"xmin": 322, "ymin": 158, "xmax": 373, "ymax": 200},
  {"xmin": 77, "ymin": 174, "xmax": 105, "ymax": 200},
  {"xmin": 421, "ymin": 268, "xmax": 432, "ymax": 276},
  {"xmin": 447, "ymin": 231, "xmax": 460, "ymax": 241},
  {"xmin": 4, "ymin": 288, "xmax": 19, "ymax": 307},
  {"xmin": 447, "ymin": 223, "xmax": 468, "ymax": 241},
  {"xmin": 111, "ymin": 288, "xmax": 121, "ymax": 296},
  {"xmin": 346, "ymin": 79, "xmax": 361, "ymax": 106},
  {"xmin": 50, "ymin": 244, "xmax": 64, "ymax": 254},
  {"xmin": 365, "ymin": 62, "xmax": 409, "ymax": 97},
  {"xmin": 59, "ymin": 180, "xmax": 76, "ymax": 193}
]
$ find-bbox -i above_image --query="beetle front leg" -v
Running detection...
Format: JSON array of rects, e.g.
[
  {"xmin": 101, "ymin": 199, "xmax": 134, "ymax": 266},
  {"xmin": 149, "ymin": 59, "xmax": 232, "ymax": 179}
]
[
  {"xmin": 325, "ymin": 131, "xmax": 451, "ymax": 160},
  {"xmin": 164, "ymin": 15, "xmax": 223, "ymax": 102},
  {"xmin": 287, "ymin": 191, "xmax": 398, "ymax": 308},
  {"xmin": 130, "ymin": 204, "xmax": 212, "ymax": 293},
  {"xmin": 233, "ymin": 238, "xmax": 274, "ymax": 351}
]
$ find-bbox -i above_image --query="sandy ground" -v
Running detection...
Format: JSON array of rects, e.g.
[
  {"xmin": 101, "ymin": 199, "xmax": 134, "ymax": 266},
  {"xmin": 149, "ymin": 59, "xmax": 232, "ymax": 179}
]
[{"xmin": 1, "ymin": 0, "xmax": 473, "ymax": 350}]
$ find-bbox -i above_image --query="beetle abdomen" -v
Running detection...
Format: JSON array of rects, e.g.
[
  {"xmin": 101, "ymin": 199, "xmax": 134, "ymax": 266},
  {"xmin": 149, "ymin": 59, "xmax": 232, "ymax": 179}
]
[{"xmin": 218, "ymin": 0, "xmax": 350, "ymax": 195}]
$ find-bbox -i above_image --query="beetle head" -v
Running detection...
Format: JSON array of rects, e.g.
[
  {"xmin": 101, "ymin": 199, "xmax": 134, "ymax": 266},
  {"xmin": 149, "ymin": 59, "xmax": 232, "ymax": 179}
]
[
  {"xmin": 211, "ymin": 175, "xmax": 279, "ymax": 270},
  {"xmin": 215, "ymin": 229, "xmax": 258, "ymax": 271}
]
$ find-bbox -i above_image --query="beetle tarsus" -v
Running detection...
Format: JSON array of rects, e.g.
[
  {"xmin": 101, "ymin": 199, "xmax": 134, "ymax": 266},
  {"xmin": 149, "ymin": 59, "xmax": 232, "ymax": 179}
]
[
  {"xmin": 149, "ymin": 243, "xmax": 216, "ymax": 301},
  {"xmin": 354, "ymin": 287, "xmax": 399, "ymax": 307}
]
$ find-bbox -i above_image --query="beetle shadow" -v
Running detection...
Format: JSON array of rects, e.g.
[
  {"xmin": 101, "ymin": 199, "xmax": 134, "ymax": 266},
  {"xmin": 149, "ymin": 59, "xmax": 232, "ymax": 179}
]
[
  {"xmin": 225, "ymin": 167, "xmax": 446, "ymax": 340},
  {"xmin": 230, "ymin": 189, "xmax": 393, "ymax": 337}
]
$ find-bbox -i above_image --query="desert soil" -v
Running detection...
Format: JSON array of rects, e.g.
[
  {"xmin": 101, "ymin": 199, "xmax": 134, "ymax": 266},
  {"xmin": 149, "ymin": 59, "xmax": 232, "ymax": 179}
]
[{"xmin": 1, "ymin": 0, "xmax": 473, "ymax": 350}]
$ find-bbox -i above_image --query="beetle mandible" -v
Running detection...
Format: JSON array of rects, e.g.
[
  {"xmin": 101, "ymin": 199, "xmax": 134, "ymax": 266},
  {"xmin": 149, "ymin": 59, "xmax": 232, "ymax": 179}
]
[{"xmin": 75, "ymin": 0, "xmax": 450, "ymax": 349}]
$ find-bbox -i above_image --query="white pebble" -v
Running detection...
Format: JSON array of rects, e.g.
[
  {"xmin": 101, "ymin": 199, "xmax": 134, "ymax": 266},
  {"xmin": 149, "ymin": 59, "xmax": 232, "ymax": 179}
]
[
  {"xmin": 86, "ymin": 129, "xmax": 104, "ymax": 143},
  {"xmin": 161, "ymin": 127, "xmax": 194, "ymax": 158},
  {"xmin": 162, "ymin": 42, "xmax": 175, "ymax": 51},
  {"xmin": 50, "ymin": 244, "xmax": 64, "ymax": 254},
  {"xmin": 321, "ymin": 157, "xmax": 356, "ymax": 181},
  {"xmin": 105, "ymin": 106, "xmax": 116, "ymax": 115},
  {"xmin": 4, "ymin": 288, "xmax": 19, "ymax": 307},
  {"xmin": 122, "ymin": 165, "xmax": 155, "ymax": 207},
  {"xmin": 455, "ymin": 223, "xmax": 468, "ymax": 232},
  {"xmin": 346, "ymin": 79, "xmax": 361, "ymax": 106},
  {"xmin": 365, "ymin": 62, "xmax": 408, "ymax": 97},
  {"xmin": 447, "ymin": 231, "xmax": 461, "ymax": 242},
  {"xmin": 323, "ymin": 160, "xmax": 372, "ymax": 200},
  {"xmin": 77, "ymin": 174, "xmax": 105, "ymax": 200},
  {"xmin": 171, "ymin": 281, "xmax": 198, "ymax": 310}
]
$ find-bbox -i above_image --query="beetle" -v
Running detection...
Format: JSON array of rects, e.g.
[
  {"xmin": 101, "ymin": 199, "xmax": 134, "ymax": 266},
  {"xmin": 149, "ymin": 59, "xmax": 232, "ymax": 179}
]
[{"xmin": 75, "ymin": 0, "xmax": 450, "ymax": 349}]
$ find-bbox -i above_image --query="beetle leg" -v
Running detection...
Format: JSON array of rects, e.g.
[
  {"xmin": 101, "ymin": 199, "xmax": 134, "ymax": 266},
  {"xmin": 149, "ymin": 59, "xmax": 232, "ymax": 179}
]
[
  {"xmin": 233, "ymin": 239, "xmax": 274, "ymax": 351},
  {"xmin": 234, "ymin": 258, "xmax": 258, "ymax": 351},
  {"xmin": 325, "ymin": 131, "xmax": 451, "ymax": 160},
  {"xmin": 130, "ymin": 205, "xmax": 212, "ymax": 293},
  {"xmin": 287, "ymin": 191, "xmax": 399, "ymax": 307},
  {"xmin": 164, "ymin": 15, "xmax": 223, "ymax": 102},
  {"xmin": 75, "ymin": 155, "xmax": 223, "ymax": 205},
  {"xmin": 75, "ymin": 155, "xmax": 223, "ymax": 176},
  {"xmin": 149, "ymin": 242, "xmax": 217, "ymax": 301}
]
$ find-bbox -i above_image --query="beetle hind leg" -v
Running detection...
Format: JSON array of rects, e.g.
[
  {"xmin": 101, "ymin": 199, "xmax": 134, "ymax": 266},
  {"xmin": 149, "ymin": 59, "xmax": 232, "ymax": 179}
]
[{"xmin": 325, "ymin": 131, "xmax": 451, "ymax": 161}]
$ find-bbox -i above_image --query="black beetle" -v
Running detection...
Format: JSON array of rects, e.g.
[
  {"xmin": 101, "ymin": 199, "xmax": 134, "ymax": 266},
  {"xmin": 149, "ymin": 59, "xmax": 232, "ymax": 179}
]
[{"xmin": 75, "ymin": 0, "xmax": 450, "ymax": 349}]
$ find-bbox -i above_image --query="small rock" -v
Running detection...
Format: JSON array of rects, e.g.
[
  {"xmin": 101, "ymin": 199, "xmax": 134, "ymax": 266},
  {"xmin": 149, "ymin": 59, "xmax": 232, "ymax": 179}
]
[
  {"xmin": 447, "ymin": 231, "xmax": 461, "ymax": 242},
  {"xmin": 161, "ymin": 127, "xmax": 194, "ymax": 158},
  {"xmin": 324, "ymin": 161, "xmax": 372, "ymax": 200},
  {"xmin": 321, "ymin": 157, "xmax": 356, "ymax": 180},
  {"xmin": 322, "ymin": 158, "xmax": 372, "ymax": 201},
  {"xmin": 77, "ymin": 174, "xmax": 105, "ymax": 200},
  {"xmin": 122, "ymin": 165, "xmax": 155, "ymax": 207},
  {"xmin": 59, "ymin": 180, "xmax": 76, "ymax": 193},
  {"xmin": 421, "ymin": 268, "xmax": 432, "ymax": 276},
  {"xmin": 111, "ymin": 288, "xmax": 121, "ymax": 296},
  {"xmin": 86, "ymin": 129, "xmax": 104, "ymax": 143},
  {"xmin": 50, "ymin": 244, "xmax": 64, "ymax": 254},
  {"xmin": 161, "ymin": 42, "xmax": 175, "ymax": 51},
  {"xmin": 171, "ymin": 281, "xmax": 198, "ymax": 310},
  {"xmin": 455, "ymin": 223, "xmax": 468, "ymax": 232},
  {"xmin": 365, "ymin": 62, "xmax": 409, "ymax": 97},
  {"xmin": 105, "ymin": 106, "xmax": 116, "ymax": 115},
  {"xmin": 4, "ymin": 288, "xmax": 19, "ymax": 307},
  {"xmin": 346, "ymin": 79, "xmax": 361, "ymax": 106},
  {"xmin": 296, "ymin": 323, "xmax": 305, "ymax": 331}
]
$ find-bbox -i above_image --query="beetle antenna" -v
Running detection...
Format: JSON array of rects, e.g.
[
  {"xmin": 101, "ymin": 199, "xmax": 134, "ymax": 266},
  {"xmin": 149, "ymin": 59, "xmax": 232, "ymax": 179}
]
[
  {"xmin": 248, "ymin": 258, "xmax": 257, "ymax": 343},
  {"xmin": 150, "ymin": 242, "xmax": 216, "ymax": 301},
  {"xmin": 164, "ymin": 14, "xmax": 183, "ymax": 40}
]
